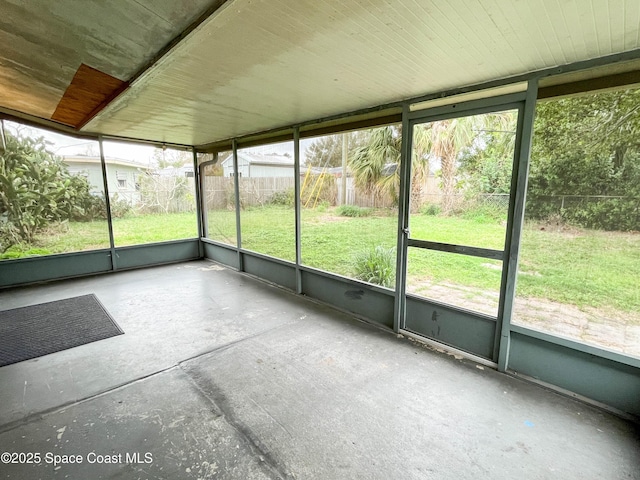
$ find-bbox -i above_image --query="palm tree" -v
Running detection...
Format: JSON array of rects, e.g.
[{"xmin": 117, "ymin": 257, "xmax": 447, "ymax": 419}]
[
  {"xmin": 348, "ymin": 125, "xmax": 431, "ymax": 210},
  {"xmin": 349, "ymin": 126, "xmax": 401, "ymax": 204},
  {"xmin": 349, "ymin": 112, "xmax": 515, "ymax": 214},
  {"xmin": 410, "ymin": 125, "xmax": 434, "ymax": 211},
  {"xmin": 415, "ymin": 118, "xmax": 477, "ymax": 213}
]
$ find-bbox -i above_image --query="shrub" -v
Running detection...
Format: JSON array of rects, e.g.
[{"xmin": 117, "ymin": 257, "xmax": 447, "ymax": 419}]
[
  {"xmin": 269, "ymin": 189, "xmax": 295, "ymax": 207},
  {"xmin": 526, "ymin": 196, "xmax": 640, "ymax": 231},
  {"xmin": 0, "ymin": 131, "xmax": 101, "ymax": 251},
  {"xmin": 563, "ymin": 198, "xmax": 639, "ymax": 231},
  {"xmin": 109, "ymin": 194, "xmax": 132, "ymax": 218},
  {"xmin": 420, "ymin": 203, "xmax": 441, "ymax": 216},
  {"xmin": 460, "ymin": 204, "xmax": 507, "ymax": 224},
  {"xmin": 0, "ymin": 221, "xmax": 20, "ymax": 254},
  {"xmin": 316, "ymin": 200, "xmax": 330, "ymax": 212},
  {"xmin": 336, "ymin": 205, "xmax": 372, "ymax": 217},
  {"xmin": 353, "ymin": 246, "xmax": 396, "ymax": 288}
]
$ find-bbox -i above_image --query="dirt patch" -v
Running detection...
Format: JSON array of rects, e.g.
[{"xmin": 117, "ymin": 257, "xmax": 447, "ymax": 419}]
[
  {"xmin": 407, "ymin": 280, "xmax": 640, "ymax": 358},
  {"xmin": 513, "ymin": 297, "xmax": 640, "ymax": 357},
  {"xmin": 313, "ymin": 214, "xmax": 350, "ymax": 223},
  {"xmin": 407, "ymin": 280, "xmax": 499, "ymax": 317},
  {"xmin": 533, "ymin": 221, "xmax": 585, "ymax": 239}
]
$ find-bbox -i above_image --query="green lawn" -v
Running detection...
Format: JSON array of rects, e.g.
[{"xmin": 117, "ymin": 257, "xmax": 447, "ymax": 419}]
[
  {"xmin": 112, "ymin": 212, "xmax": 198, "ymax": 246},
  {"xmin": 2, "ymin": 212, "xmax": 198, "ymax": 257},
  {"xmin": 3, "ymin": 206, "xmax": 639, "ymax": 314},
  {"xmin": 200, "ymin": 206, "xmax": 640, "ymax": 313},
  {"xmin": 518, "ymin": 227, "xmax": 640, "ymax": 311}
]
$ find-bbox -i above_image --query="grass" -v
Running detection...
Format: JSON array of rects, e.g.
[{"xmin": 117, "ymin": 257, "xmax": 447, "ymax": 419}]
[
  {"xmin": 240, "ymin": 207, "xmax": 296, "ymax": 261},
  {"xmin": 335, "ymin": 205, "xmax": 372, "ymax": 217},
  {"xmin": 301, "ymin": 209, "xmax": 397, "ymax": 276},
  {"xmin": 112, "ymin": 212, "xmax": 198, "ymax": 246},
  {"xmin": 2, "ymin": 212, "xmax": 198, "ymax": 257},
  {"xmin": 518, "ymin": 226, "xmax": 640, "ymax": 312},
  {"xmin": 4, "ymin": 206, "xmax": 639, "ymax": 315}
]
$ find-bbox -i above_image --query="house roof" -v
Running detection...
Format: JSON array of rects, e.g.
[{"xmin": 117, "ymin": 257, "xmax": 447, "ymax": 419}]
[
  {"xmin": 155, "ymin": 164, "xmax": 194, "ymax": 176},
  {"xmin": 63, "ymin": 155, "xmax": 151, "ymax": 170},
  {"xmin": 1, "ymin": 1, "xmax": 639, "ymax": 147},
  {"xmin": 221, "ymin": 152, "xmax": 294, "ymax": 167}
]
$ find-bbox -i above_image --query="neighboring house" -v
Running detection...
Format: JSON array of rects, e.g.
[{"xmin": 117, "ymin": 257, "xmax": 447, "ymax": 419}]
[
  {"xmin": 155, "ymin": 164, "xmax": 194, "ymax": 178},
  {"xmin": 220, "ymin": 152, "xmax": 294, "ymax": 177},
  {"xmin": 63, "ymin": 155, "xmax": 151, "ymax": 205}
]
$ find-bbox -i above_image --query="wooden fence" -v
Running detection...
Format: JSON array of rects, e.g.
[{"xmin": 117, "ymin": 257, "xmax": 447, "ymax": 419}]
[
  {"xmin": 136, "ymin": 176, "xmax": 196, "ymax": 214},
  {"xmin": 201, "ymin": 175, "xmax": 446, "ymax": 209}
]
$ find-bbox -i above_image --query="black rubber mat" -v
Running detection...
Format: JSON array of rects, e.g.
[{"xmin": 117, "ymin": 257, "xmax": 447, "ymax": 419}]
[{"xmin": 0, "ymin": 294, "xmax": 123, "ymax": 367}]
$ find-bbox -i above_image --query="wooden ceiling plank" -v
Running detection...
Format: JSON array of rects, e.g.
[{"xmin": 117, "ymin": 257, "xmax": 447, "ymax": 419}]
[{"xmin": 51, "ymin": 63, "xmax": 128, "ymax": 127}]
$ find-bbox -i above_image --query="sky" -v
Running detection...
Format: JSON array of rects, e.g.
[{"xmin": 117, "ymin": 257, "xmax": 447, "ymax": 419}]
[
  {"xmin": 3, "ymin": 120, "xmax": 160, "ymax": 165},
  {"xmin": 3, "ymin": 119, "xmax": 315, "ymax": 165}
]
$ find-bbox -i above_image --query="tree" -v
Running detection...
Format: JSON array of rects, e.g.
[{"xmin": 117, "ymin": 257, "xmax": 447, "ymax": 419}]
[
  {"xmin": 136, "ymin": 147, "xmax": 194, "ymax": 214},
  {"xmin": 349, "ymin": 126, "xmax": 402, "ymax": 202},
  {"xmin": 0, "ymin": 131, "xmax": 104, "ymax": 252},
  {"xmin": 305, "ymin": 135, "xmax": 343, "ymax": 168},
  {"xmin": 347, "ymin": 125, "xmax": 439, "ymax": 211},
  {"xmin": 414, "ymin": 119, "xmax": 476, "ymax": 213},
  {"xmin": 532, "ymin": 89, "xmax": 640, "ymax": 168},
  {"xmin": 202, "ymin": 163, "xmax": 223, "ymax": 176},
  {"xmin": 458, "ymin": 113, "xmax": 518, "ymax": 195},
  {"xmin": 420, "ymin": 112, "xmax": 518, "ymax": 212},
  {"xmin": 305, "ymin": 131, "xmax": 368, "ymax": 168},
  {"xmin": 348, "ymin": 115, "xmax": 508, "ymax": 213},
  {"xmin": 527, "ymin": 87, "xmax": 640, "ymax": 230},
  {"xmin": 153, "ymin": 147, "xmax": 191, "ymax": 168},
  {"xmin": 138, "ymin": 172, "xmax": 190, "ymax": 214}
]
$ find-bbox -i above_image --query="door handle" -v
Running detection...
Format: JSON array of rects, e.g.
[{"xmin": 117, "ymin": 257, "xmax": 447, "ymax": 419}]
[{"xmin": 402, "ymin": 227, "xmax": 410, "ymax": 236}]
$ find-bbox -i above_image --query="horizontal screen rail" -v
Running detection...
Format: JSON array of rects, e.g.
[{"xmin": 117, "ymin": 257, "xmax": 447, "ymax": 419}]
[{"xmin": 407, "ymin": 239, "xmax": 504, "ymax": 260}]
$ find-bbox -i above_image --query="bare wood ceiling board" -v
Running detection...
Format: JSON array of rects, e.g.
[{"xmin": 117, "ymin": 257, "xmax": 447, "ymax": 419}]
[{"xmin": 51, "ymin": 64, "xmax": 128, "ymax": 127}]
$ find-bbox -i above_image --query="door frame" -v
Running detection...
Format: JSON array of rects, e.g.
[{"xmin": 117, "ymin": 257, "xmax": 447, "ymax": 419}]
[{"xmin": 393, "ymin": 83, "xmax": 538, "ymax": 368}]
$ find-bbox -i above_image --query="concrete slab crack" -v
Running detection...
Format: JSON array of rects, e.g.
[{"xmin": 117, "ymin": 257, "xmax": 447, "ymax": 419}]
[{"xmin": 181, "ymin": 364, "xmax": 295, "ymax": 480}]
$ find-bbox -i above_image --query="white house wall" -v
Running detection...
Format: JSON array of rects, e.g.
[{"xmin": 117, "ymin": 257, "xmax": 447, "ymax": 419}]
[
  {"xmin": 65, "ymin": 162, "xmax": 107, "ymax": 196},
  {"xmin": 110, "ymin": 166, "xmax": 142, "ymax": 205},
  {"xmin": 249, "ymin": 164, "xmax": 294, "ymax": 178},
  {"xmin": 223, "ymin": 157, "xmax": 249, "ymax": 177},
  {"xmin": 222, "ymin": 158, "xmax": 293, "ymax": 178},
  {"xmin": 64, "ymin": 160, "xmax": 143, "ymax": 205}
]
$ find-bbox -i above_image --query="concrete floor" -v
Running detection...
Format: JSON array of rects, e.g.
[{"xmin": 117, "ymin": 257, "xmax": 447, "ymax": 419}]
[{"xmin": 0, "ymin": 260, "xmax": 638, "ymax": 480}]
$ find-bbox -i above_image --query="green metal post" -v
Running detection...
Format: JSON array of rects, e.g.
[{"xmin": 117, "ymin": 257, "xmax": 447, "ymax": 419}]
[
  {"xmin": 393, "ymin": 104, "xmax": 412, "ymax": 333},
  {"xmin": 192, "ymin": 147, "xmax": 204, "ymax": 258},
  {"xmin": 98, "ymin": 136, "xmax": 117, "ymax": 270},
  {"xmin": 232, "ymin": 139, "xmax": 243, "ymax": 271},
  {"xmin": 294, "ymin": 127, "xmax": 303, "ymax": 294},
  {"xmin": 496, "ymin": 79, "xmax": 538, "ymax": 371}
]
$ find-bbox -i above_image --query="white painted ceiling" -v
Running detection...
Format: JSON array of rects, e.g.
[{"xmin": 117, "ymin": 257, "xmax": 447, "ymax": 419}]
[{"xmin": 2, "ymin": 0, "xmax": 640, "ymax": 146}]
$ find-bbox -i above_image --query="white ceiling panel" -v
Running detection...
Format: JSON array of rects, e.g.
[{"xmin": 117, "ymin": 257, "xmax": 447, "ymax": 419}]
[
  {"xmin": 4, "ymin": 0, "xmax": 639, "ymax": 146},
  {"xmin": 85, "ymin": 0, "xmax": 640, "ymax": 145}
]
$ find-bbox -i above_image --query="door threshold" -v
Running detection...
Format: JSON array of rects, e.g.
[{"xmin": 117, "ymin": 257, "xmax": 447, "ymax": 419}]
[{"xmin": 399, "ymin": 329, "xmax": 498, "ymax": 369}]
